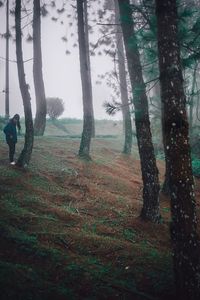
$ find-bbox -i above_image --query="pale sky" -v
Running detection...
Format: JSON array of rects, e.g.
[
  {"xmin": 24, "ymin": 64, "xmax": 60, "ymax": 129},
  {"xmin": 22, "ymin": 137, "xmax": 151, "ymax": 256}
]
[{"xmin": 0, "ymin": 0, "xmax": 122, "ymax": 120}]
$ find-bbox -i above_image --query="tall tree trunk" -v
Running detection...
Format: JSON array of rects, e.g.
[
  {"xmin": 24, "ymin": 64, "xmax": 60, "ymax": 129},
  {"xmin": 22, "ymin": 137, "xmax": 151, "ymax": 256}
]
[
  {"xmin": 15, "ymin": 0, "xmax": 34, "ymax": 167},
  {"xmin": 83, "ymin": 0, "xmax": 95, "ymax": 138},
  {"xmin": 150, "ymin": 81, "xmax": 170, "ymax": 195},
  {"xmin": 118, "ymin": 0, "xmax": 160, "ymax": 223},
  {"xmin": 156, "ymin": 0, "xmax": 200, "ymax": 298},
  {"xmin": 33, "ymin": 0, "xmax": 46, "ymax": 136},
  {"xmin": 189, "ymin": 64, "xmax": 197, "ymax": 138},
  {"xmin": 77, "ymin": 0, "xmax": 93, "ymax": 160},
  {"xmin": 155, "ymin": 82, "xmax": 171, "ymax": 195},
  {"xmin": 5, "ymin": 0, "xmax": 9, "ymax": 119},
  {"xmin": 114, "ymin": 0, "xmax": 132, "ymax": 155}
]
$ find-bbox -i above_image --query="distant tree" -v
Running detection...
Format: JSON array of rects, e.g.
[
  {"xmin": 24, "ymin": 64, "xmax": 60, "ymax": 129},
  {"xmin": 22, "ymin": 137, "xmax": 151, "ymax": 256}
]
[
  {"xmin": 15, "ymin": 0, "xmax": 34, "ymax": 168},
  {"xmin": 96, "ymin": 0, "xmax": 133, "ymax": 154},
  {"xmin": 46, "ymin": 97, "xmax": 64, "ymax": 120},
  {"xmin": 33, "ymin": 0, "xmax": 47, "ymax": 136},
  {"xmin": 118, "ymin": 0, "xmax": 160, "ymax": 223},
  {"xmin": 156, "ymin": 0, "xmax": 200, "ymax": 298},
  {"xmin": 77, "ymin": 0, "xmax": 94, "ymax": 160}
]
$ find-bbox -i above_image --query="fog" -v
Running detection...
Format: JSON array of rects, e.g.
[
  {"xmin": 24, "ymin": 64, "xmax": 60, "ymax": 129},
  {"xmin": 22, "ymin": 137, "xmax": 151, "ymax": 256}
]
[{"xmin": 0, "ymin": 1, "xmax": 122, "ymax": 120}]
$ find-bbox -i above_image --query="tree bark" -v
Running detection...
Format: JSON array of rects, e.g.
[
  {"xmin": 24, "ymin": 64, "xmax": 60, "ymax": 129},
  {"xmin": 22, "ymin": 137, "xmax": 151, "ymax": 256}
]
[
  {"xmin": 15, "ymin": 0, "xmax": 34, "ymax": 167},
  {"xmin": 118, "ymin": 0, "xmax": 160, "ymax": 223},
  {"xmin": 114, "ymin": 0, "xmax": 133, "ymax": 155},
  {"xmin": 77, "ymin": 0, "xmax": 93, "ymax": 160},
  {"xmin": 189, "ymin": 64, "xmax": 197, "ymax": 138},
  {"xmin": 83, "ymin": 0, "xmax": 95, "ymax": 138},
  {"xmin": 5, "ymin": 0, "xmax": 9, "ymax": 119},
  {"xmin": 33, "ymin": 0, "xmax": 46, "ymax": 136},
  {"xmin": 159, "ymin": 82, "xmax": 171, "ymax": 196},
  {"xmin": 156, "ymin": 0, "xmax": 200, "ymax": 298}
]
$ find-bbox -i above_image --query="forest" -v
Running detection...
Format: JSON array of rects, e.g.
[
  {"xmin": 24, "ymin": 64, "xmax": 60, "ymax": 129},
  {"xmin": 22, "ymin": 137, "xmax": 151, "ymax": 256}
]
[{"xmin": 1, "ymin": 0, "xmax": 200, "ymax": 299}]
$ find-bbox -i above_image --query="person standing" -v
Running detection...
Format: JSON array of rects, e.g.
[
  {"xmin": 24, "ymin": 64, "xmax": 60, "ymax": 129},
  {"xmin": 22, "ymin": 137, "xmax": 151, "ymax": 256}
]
[{"xmin": 3, "ymin": 114, "xmax": 21, "ymax": 165}]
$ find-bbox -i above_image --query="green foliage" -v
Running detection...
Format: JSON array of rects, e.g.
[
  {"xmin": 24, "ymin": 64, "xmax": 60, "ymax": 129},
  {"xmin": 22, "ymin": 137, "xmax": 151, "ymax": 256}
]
[
  {"xmin": 192, "ymin": 158, "xmax": 200, "ymax": 177},
  {"xmin": 179, "ymin": 5, "xmax": 200, "ymax": 68},
  {"xmin": 192, "ymin": 17, "xmax": 200, "ymax": 33}
]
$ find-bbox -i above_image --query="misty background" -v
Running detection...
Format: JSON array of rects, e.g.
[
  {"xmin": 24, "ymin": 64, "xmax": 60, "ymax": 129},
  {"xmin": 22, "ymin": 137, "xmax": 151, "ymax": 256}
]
[{"xmin": 0, "ymin": 0, "xmax": 121, "ymax": 120}]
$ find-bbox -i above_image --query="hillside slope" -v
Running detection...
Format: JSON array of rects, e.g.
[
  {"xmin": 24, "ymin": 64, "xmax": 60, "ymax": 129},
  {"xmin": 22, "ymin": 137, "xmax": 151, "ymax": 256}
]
[{"xmin": 1, "ymin": 137, "xmax": 200, "ymax": 300}]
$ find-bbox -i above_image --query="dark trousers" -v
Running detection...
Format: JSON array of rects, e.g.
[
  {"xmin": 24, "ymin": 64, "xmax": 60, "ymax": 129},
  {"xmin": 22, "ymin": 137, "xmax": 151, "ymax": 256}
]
[{"xmin": 7, "ymin": 141, "xmax": 16, "ymax": 162}]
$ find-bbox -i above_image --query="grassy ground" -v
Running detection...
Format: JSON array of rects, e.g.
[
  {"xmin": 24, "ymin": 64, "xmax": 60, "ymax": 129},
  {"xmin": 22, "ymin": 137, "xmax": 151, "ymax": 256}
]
[{"xmin": 0, "ymin": 121, "xmax": 200, "ymax": 300}]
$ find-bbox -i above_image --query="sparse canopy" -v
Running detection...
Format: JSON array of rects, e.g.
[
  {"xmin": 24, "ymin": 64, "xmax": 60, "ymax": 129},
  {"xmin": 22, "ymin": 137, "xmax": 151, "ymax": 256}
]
[{"xmin": 46, "ymin": 97, "xmax": 65, "ymax": 120}]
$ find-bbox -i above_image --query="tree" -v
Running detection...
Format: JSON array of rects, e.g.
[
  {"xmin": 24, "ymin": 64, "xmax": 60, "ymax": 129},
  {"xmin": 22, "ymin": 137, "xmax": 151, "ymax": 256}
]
[
  {"xmin": 46, "ymin": 97, "xmax": 64, "ymax": 120},
  {"xmin": 83, "ymin": 0, "xmax": 95, "ymax": 137},
  {"xmin": 114, "ymin": 0, "xmax": 133, "ymax": 154},
  {"xmin": 33, "ymin": 0, "xmax": 47, "ymax": 136},
  {"xmin": 118, "ymin": 0, "xmax": 160, "ymax": 222},
  {"xmin": 156, "ymin": 0, "xmax": 200, "ymax": 298},
  {"xmin": 77, "ymin": 0, "xmax": 94, "ymax": 160},
  {"xmin": 5, "ymin": 0, "xmax": 9, "ymax": 119},
  {"xmin": 95, "ymin": 0, "xmax": 133, "ymax": 154},
  {"xmin": 15, "ymin": 0, "xmax": 34, "ymax": 168}
]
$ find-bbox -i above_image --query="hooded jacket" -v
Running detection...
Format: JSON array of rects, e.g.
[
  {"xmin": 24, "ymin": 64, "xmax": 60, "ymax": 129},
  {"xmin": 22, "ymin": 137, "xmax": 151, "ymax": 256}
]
[{"xmin": 3, "ymin": 120, "xmax": 17, "ymax": 144}]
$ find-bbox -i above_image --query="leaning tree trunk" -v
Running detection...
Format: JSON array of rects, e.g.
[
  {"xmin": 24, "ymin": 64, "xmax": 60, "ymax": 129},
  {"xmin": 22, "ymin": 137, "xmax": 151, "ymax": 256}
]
[
  {"xmin": 15, "ymin": 0, "xmax": 34, "ymax": 167},
  {"xmin": 118, "ymin": 0, "xmax": 160, "ymax": 223},
  {"xmin": 83, "ymin": 0, "xmax": 95, "ymax": 138},
  {"xmin": 33, "ymin": 0, "xmax": 46, "ymax": 136},
  {"xmin": 114, "ymin": 0, "xmax": 132, "ymax": 155},
  {"xmin": 77, "ymin": 0, "xmax": 93, "ymax": 160},
  {"xmin": 156, "ymin": 0, "xmax": 200, "ymax": 298}
]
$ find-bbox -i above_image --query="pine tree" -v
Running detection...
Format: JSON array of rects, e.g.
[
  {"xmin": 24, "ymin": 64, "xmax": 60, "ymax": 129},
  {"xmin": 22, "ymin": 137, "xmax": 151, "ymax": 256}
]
[
  {"xmin": 77, "ymin": 0, "xmax": 94, "ymax": 160},
  {"xmin": 118, "ymin": 0, "xmax": 160, "ymax": 223},
  {"xmin": 33, "ymin": 0, "xmax": 47, "ymax": 136},
  {"xmin": 156, "ymin": 0, "xmax": 200, "ymax": 298},
  {"xmin": 114, "ymin": 0, "xmax": 132, "ymax": 154},
  {"xmin": 15, "ymin": 0, "xmax": 34, "ymax": 167}
]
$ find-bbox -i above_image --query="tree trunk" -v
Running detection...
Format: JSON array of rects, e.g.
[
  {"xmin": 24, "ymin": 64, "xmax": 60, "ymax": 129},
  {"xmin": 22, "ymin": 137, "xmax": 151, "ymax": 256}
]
[
  {"xmin": 15, "ymin": 0, "xmax": 34, "ymax": 168},
  {"xmin": 114, "ymin": 0, "xmax": 132, "ymax": 155},
  {"xmin": 5, "ymin": 0, "xmax": 9, "ymax": 119},
  {"xmin": 77, "ymin": 0, "xmax": 93, "ymax": 160},
  {"xmin": 118, "ymin": 0, "xmax": 160, "ymax": 223},
  {"xmin": 189, "ymin": 64, "xmax": 197, "ymax": 138},
  {"xmin": 83, "ymin": 0, "xmax": 95, "ymax": 138},
  {"xmin": 156, "ymin": 0, "xmax": 200, "ymax": 298},
  {"xmin": 33, "ymin": 0, "xmax": 46, "ymax": 136},
  {"xmin": 158, "ymin": 83, "xmax": 171, "ymax": 195}
]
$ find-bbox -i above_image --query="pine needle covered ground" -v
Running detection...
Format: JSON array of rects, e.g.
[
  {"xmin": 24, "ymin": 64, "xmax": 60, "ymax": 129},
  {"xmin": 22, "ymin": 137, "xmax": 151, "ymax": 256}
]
[{"xmin": 1, "ymin": 122, "xmax": 200, "ymax": 299}]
